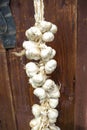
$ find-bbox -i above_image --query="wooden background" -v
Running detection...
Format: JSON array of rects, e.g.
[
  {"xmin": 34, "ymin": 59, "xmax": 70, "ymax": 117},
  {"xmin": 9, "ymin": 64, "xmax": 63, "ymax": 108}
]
[{"xmin": 0, "ymin": 0, "xmax": 87, "ymax": 130}]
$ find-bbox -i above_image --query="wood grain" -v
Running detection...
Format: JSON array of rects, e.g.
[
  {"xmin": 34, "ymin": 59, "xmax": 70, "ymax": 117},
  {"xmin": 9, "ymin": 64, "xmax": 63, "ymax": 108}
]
[
  {"xmin": 5, "ymin": 0, "xmax": 77, "ymax": 130},
  {"xmin": 0, "ymin": 42, "xmax": 17, "ymax": 130},
  {"xmin": 75, "ymin": 1, "xmax": 87, "ymax": 130}
]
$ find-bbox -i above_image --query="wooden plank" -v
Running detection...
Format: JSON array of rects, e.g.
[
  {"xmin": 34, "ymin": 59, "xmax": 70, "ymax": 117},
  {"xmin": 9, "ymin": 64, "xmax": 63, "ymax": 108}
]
[
  {"xmin": 75, "ymin": 1, "xmax": 87, "ymax": 130},
  {"xmin": 0, "ymin": 42, "xmax": 17, "ymax": 130},
  {"xmin": 7, "ymin": 0, "xmax": 77, "ymax": 130}
]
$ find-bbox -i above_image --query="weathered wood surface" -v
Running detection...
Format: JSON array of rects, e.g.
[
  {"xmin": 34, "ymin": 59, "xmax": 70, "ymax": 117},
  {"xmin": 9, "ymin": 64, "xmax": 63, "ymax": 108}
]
[
  {"xmin": 0, "ymin": 42, "xmax": 17, "ymax": 130},
  {"xmin": 0, "ymin": 0, "xmax": 77, "ymax": 130},
  {"xmin": 75, "ymin": 1, "xmax": 87, "ymax": 130}
]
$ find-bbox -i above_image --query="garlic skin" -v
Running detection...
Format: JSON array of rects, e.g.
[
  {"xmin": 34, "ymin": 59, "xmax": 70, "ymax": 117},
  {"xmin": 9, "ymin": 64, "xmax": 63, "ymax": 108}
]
[
  {"xmin": 49, "ymin": 125, "xmax": 61, "ymax": 130},
  {"xmin": 29, "ymin": 73, "xmax": 46, "ymax": 88},
  {"xmin": 49, "ymin": 99, "xmax": 59, "ymax": 108},
  {"xmin": 42, "ymin": 79, "xmax": 55, "ymax": 91},
  {"xmin": 32, "ymin": 104, "xmax": 41, "ymax": 118},
  {"xmin": 25, "ymin": 62, "xmax": 39, "ymax": 77},
  {"xmin": 41, "ymin": 46, "xmax": 56, "ymax": 62},
  {"xmin": 25, "ymin": 26, "xmax": 42, "ymax": 42},
  {"xmin": 25, "ymin": 48, "xmax": 41, "ymax": 60},
  {"xmin": 39, "ymin": 21, "xmax": 52, "ymax": 33},
  {"xmin": 50, "ymin": 24, "xmax": 58, "ymax": 34},
  {"xmin": 30, "ymin": 117, "xmax": 41, "ymax": 128},
  {"xmin": 48, "ymin": 108, "xmax": 58, "ymax": 120},
  {"xmin": 42, "ymin": 32, "xmax": 54, "ymax": 42},
  {"xmin": 33, "ymin": 88, "xmax": 47, "ymax": 99},
  {"xmin": 45, "ymin": 59, "xmax": 57, "ymax": 74},
  {"xmin": 23, "ymin": 41, "xmax": 37, "ymax": 50}
]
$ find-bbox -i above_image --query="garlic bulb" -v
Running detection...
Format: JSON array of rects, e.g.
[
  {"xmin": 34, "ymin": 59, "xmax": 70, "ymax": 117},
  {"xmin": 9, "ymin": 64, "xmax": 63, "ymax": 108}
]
[
  {"xmin": 33, "ymin": 88, "xmax": 47, "ymax": 99},
  {"xmin": 29, "ymin": 73, "xmax": 46, "ymax": 87},
  {"xmin": 45, "ymin": 59, "xmax": 57, "ymax": 74},
  {"xmin": 42, "ymin": 79, "xmax": 55, "ymax": 91},
  {"xmin": 41, "ymin": 46, "xmax": 56, "ymax": 61},
  {"xmin": 25, "ymin": 62, "xmax": 39, "ymax": 77},
  {"xmin": 50, "ymin": 24, "xmax": 58, "ymax": 34},
  {"xmin": 30, "ymin": 117, "xmax": 41, "ymax": 128},
  {"xmin": 42, "ymin": 32, "xmax": 54, "ymax": 42},
  {"xmin": 49, "ymin": 98, "xmax": 59, "ymax": 108},
  {"xmin": 49, "ymin": 125, "xmax": 60, "ymax": 130},
  {"xmin": 48, "ymin": 85, "xmax": 60, "ymax": 98},
  {"xmin": 39, "ymin": 21, "xmax": 52, "ymax": 33},
  {"xmin": 23, "ymin": 41, "xmax": 37, "ymax": 50},
  {"xmin": 48, "ymin": 108, "xmax": 58, "ymax": 119},
  {"xmin": 25, "ymin": 26, "xmax": 42, "ymax": 42},
  {"xmin": 32, "ymin": 104, "xmax": 41, "ymax": 117},
  {"xmin": 25, "ymin": 48, "xmax": 41, "ymax": 60}
]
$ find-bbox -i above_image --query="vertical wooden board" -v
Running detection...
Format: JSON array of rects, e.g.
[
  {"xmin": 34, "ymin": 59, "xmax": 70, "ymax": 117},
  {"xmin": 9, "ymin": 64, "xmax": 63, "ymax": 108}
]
[
  {"xmin": 7, "ymin": 0, "xmax": 77, "ymax": 130},
  {"xmin": 75, "ymin": 1, "xmax": 87, "ymax": 130},
  {"xmin": 44, "ymin": 0, "xmax": 77, "ymax": 129},
  {"xmin": 0, "ymin": 43, "xmax": 17, "ymax": 130}
]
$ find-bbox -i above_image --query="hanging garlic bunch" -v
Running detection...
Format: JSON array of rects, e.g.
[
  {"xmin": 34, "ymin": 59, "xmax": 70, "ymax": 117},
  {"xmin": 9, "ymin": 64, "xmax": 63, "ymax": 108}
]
[{"xmin": 15, "ymin": 0, "xmax": 61, "ymax": 130}]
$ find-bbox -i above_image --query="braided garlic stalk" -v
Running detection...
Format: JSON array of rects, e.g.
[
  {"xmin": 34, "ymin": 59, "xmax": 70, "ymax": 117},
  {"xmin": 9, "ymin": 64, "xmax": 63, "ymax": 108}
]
[{"xmin": 17, "ymin": 0, "xmax": 61, "ymax": 130}]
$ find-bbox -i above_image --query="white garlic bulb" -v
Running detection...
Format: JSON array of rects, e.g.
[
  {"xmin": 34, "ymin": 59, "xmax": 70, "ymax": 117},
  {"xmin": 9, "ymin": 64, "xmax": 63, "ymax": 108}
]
[
  {"xmin": 48, "ymin": 108, "xmax": 58, "ymax": 119},
  {"xmin": 33, "ymin": 88, "xmax": 47, "ymax": 99},
  {"xmin": 48, "ymin": 85, "xmax": 60, "ymax": 98},
  {"xmin": 29, "ymin": 73, "xmax": 46, "ymax": 87},
  {"xmin": 25, "ymin": 62, "xmax": 39, "ymax": 77},
  {"xmin": 39, "ymin": 21, "xmax": 52, "ymax": 33},
  {"xmin": 25, "ymin": 48, "xmax": 41, "ymax": 60},
  {"xmin": 50, "ymin": 125, "xmax": 60, "ymax": 130},
  {"xmin": 50, "ymin": 24, "xmax": 58, "ymax": 34},
  {"xmin": 49, "ymin": 118, "xmax": 57, "ymax": 124},
  {"xmin": 45, "ymin": 59, "xmax": 57, "ymax": 74},
  {"xmin": 25, "ymin": 26, "xmax": 42, "ymax": 42},
  {"xmin": 30, "ymin": 117, "xmax": 41, "ymax": 128},
  {"xmin": 42, "ymin": 79, "xmax": 55, "ymax": 91},
  {"xmin": 32, "ymin": 104, "xmax": 41, "ymax": 117},
  {"xmin": 42, "ymin": 32, "xmax": 54, "ymax": 42},
  {"xmin": 49, "ymin": 98, "xmax": 59, "ymax": 108},
  {"xmin": 23, "ymin": 41, "xmax": 37, "ymax": 50}
]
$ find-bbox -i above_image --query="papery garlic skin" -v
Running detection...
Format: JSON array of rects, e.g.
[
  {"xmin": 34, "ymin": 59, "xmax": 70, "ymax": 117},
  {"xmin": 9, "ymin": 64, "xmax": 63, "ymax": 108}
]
[
  {"xmin": 39, "ymin": 21, "xmax": 52, "ymax": 33},
  {"xmin": 25, "ymin": 27, "xmax": 42, "ymax": 42},
  {"xmin": 45, "ymin": 59, "xmax": 57, "ymax": 74},
  {"xmin": 25, "ymin": 62, "xmax": 39, "ymax": 77},
  {"xmin": 42, "ymin": 32, "xmax": 54, "ymax": 42}
]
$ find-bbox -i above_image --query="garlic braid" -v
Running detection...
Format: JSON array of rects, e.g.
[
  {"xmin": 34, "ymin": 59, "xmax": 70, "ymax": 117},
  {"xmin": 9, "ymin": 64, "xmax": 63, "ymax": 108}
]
[{"xmin": 16, "ymin": 0, "xmax": 61, "ymax": 130}]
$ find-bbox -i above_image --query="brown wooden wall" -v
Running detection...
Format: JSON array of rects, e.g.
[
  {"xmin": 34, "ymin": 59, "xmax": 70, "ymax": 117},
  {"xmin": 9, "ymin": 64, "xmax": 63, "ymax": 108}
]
[{"xmin": 0, "ymin": 0, "xmax": 87, "ymax": 130}]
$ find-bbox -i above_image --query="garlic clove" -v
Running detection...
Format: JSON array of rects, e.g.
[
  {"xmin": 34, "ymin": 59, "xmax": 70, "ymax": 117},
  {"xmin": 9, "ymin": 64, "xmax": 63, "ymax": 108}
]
[
  {"xmin": 34, "ymin": 88, "xmax": 46, "ymax": 99},
  {"xmin": 25, "ymin": 62, "xmax": 39, "ymax": 77},
  {"xmin": 48, "ymin": 108, "xmax": 58, "ymax": 119},
  {"xmin": 25, "ymin": 48, "xmax": 41, "ymax": 60},
  {"xmin": 39, "ymin": 21, "xmax": 52, "ymax": 33},
  {"xmin": 25, "ymin": 26, "xmax": 42, "ymax": 42},
  {"xmin": 45, "ymin": 59, "xmax": 57, "ymax": 74},
  {"xmin": 23, "ymin": 41, "xmax": 37, "ymax": 50},
  {"xmin": 49, "ymin": 98, "xmax": 59, "ymax": 108},
  {"xmin": 42, "ymin": 32, "xmax": 54, "ymax": 42},
  {"xmin": 32, "ymin": 104, "xmax": 41, "ymax": 117},
  {"xmin": 50, "ymin": 24, "xmax": 58, "ymax": 34}
]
